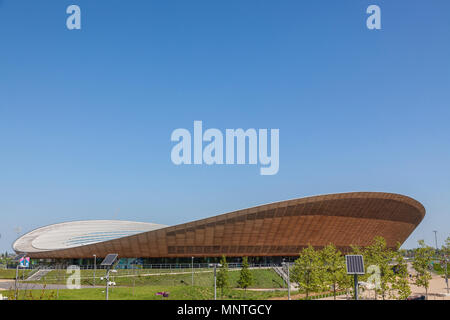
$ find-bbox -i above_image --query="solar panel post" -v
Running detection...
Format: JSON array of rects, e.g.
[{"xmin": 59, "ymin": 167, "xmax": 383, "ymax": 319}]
[
  {"xmin": 106, "ymin": 269, "xmax": 110, "ymax": 301},
  {"xmin": 100, "ymin": 254, "xmax": 118, "ymax": 300},
  {"xmin": 345, "ymin": 255, "xmax": 365, "ymax": 300}
]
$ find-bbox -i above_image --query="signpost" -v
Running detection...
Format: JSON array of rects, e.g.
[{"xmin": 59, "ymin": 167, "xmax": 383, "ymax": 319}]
[
  {"xmin": 13, "ymin": 254, "xmax": 28, "ymax": 300},
  {"xmin": 19, "ymin": 256, "xmax": 30, "ymax": 268}
]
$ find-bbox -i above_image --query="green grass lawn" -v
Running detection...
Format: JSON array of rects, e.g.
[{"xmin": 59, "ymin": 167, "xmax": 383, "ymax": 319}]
[
  {"xmin": 31, "ymin": 268, "xmax": 209, "ymax": 285},
  {"xmin": 0, "ymin": 269, "xmax": 32, "ymax": 279},
  {"xmin": 27, "ymin": 268, "xmax": 285, "ymax": 289},
  {"xmin": 3, "ymin": 285, "xmax": 288, "ymax": 300},
  {"xmin": 3, "ymin": 268, "xmax": 347, "ymax": 300}
]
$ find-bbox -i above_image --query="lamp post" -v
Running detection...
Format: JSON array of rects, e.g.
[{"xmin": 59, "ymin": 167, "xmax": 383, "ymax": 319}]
[
  {"xmin": 191, "ymin": 257, "xmax": 194, "ymax": 286},
  {"xmin": 214, "ymin": 264, "xmax": 217, "ymax": 300},
  {"xmin": 209, "ymin": 263, "xmax": 222, "ymax": 300},
  {"xmin": 93, "ymin": 254, "xmax": 96, "ymax": 286}
]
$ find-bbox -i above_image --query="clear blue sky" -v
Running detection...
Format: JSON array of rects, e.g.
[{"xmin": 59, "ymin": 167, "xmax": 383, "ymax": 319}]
[{"xmin": 0, "ymin": 1, "xmax": 449, "ymax": 253}]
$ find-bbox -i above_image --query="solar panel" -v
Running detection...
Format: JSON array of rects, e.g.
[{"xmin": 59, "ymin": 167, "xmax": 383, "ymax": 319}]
[
  {"xmin": 345, "ymin": 255, "xmax": 365, "ymax": 274},
  {"xmin": 100, "ymin": 253, "xmax": 118, "ymax": 266}
]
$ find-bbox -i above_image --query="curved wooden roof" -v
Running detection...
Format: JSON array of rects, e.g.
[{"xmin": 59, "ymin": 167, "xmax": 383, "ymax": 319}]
[{"xmin": 24, "ymin": 192, "xmax": 425, "ymax": 259}]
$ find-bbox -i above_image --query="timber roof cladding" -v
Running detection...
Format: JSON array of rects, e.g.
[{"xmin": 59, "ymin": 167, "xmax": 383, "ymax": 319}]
[{"xmin": 19, "ymin": 192, "xmax": 425, "ymax": 259}]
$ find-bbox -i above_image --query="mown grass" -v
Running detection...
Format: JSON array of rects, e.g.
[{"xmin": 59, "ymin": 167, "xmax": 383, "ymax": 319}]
[
  {"xmin": 27, "ymin": 268, "xmax": 285, "ymax": 289},
  {"xmin": 3, "ymin": 285, "xmax": 288, "ymax": 300},
  {"xmin": 0, "ymin": 269, "xmax": 32, "ymax": 279}
]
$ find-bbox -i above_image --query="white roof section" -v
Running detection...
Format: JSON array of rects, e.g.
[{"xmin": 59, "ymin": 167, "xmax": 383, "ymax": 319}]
[{"xmin": 13, "ymin": 220, "xmax": 167, "ymax": 253}]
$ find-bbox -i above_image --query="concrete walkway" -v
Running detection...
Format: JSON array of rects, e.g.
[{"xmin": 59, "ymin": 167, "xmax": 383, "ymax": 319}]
[{"xmin": 318, "ymin": 273, "xmax": 450, "ymax": 300}]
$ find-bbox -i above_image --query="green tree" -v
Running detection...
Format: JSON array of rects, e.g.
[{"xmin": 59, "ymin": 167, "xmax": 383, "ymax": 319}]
[
  {"xmin": 291, "ymin": 245, "xmax": 322, "ymax": 299},
  {"xmin": 390, "ymin": 246, "xmax": 411, "ymax": 300},
  {"xmin": 440, "ymin": 237, "xmax": 450, "ymax": 281},
  {"xmin": 336, "ymin": 269, "xmax": 353, "ymax": 299},
  {"xmin": 216, "ymin": 255, "xmax": 229, "ymax": 298},
  {"xmin": 412, "ymin": 240, "xmax": 434, "ymax": 299},
  {"xmin": 363, "ymin": 236, "xmax": 395, "ymax": 300},
  {"xmin": 237, "ymin": 257, "xmax": 253, "ymax": 294},
  {"xmin": 443, "ymin": 237, "xmax": 450, "ymax": 256},
  {"xmin": 320, "ymin": 244, "xmax": 346, "ymax": 300}
]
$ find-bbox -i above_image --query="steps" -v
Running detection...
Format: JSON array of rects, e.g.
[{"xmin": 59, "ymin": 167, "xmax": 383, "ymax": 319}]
[
  {"xmin": 26, "ymin": 269, "xmax": 51, "ymax": 281},
  {"xmin": 273, "ymin": 265, "xmax": 298, "ymax": 291}
]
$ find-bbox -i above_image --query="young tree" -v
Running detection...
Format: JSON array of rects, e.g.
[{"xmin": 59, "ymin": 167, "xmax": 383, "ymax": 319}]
[
  {"xmin": 291, "ymin": 245, "xmax": 322, "ymax": 299},
  {"xmin": 216, "ymin": 255, "xmax": 229, "ymax": 298},
  {"xmin": 320, "ymin": 244, "xmax": 346, "ymax": 300},
  {"xmin": 363, "ymin": 237, "xmax": 395, "ymax": 300},
  {"xmin": 237, "ymin": 257, "xmax": 253, "ymax": 294},
  {"xmin": 412, "ymin": 240, "xmax": 434, "ymax": 299},
  {"xmin": 336, "ymin": 269, "xmax": 353, "ymax": 299},
  {"xmin": 443, "ymin": 237, "xmax": 450, "ymax": 256},
  {"xmin": 441, "ymin": 237, "xmax": 450, "ymax": 282},
  {"xmin": 390, "ymin": 246, "xmax": 411, "ymax": 300}
]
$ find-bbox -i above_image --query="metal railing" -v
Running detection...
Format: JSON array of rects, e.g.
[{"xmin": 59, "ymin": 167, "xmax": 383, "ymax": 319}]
[{"xmin": 3, "ymin": 262, "xmax": 282, "ymax": 271}]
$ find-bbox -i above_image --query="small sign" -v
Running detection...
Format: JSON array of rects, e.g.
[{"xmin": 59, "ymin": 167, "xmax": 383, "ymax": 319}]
[{"xmin": 19, "ymin": 256, "xmax": 30, "ymax": 268}]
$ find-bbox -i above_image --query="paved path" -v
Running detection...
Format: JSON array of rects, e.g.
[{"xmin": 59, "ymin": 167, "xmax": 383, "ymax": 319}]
[
  {"xmin": 318, "ymin": 273, "xmax": 450, "ymax": 300},
  {"xmin": 273, "ymin": 262, "xmax": 450, "ymax": 300}
]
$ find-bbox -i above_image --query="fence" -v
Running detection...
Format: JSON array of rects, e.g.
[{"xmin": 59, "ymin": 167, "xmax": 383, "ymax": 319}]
[
  {"xmin": 4, "ymin": 262, "xmax": 281, "ymax": 271},
  {"xmin": 8, "ymin": 263, "xmax": 288, "ymax": 292}
]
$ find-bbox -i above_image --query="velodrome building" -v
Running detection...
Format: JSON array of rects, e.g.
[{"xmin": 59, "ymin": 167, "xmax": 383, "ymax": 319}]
[{"xmin": 13, "ymin": 192, "xmax": 425, "ymax": 264}]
